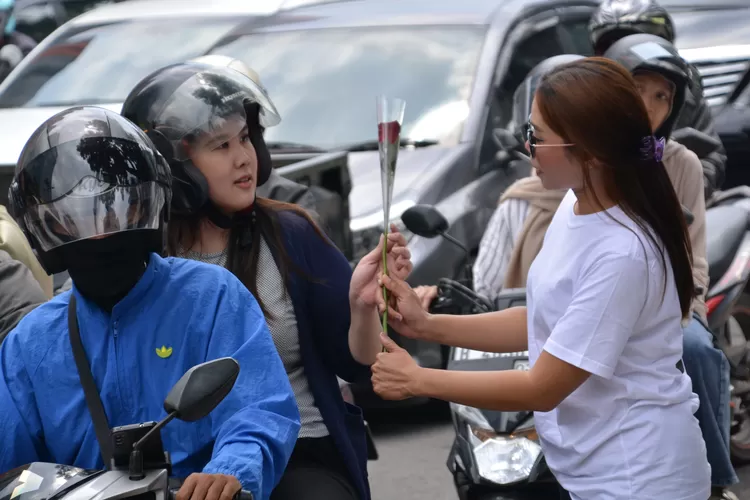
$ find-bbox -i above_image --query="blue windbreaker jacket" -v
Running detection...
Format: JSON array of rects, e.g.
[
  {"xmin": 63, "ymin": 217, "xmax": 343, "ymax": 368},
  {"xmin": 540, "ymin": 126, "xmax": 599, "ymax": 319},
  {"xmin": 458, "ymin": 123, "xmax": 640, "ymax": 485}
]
[{"xmin": 0, "ymin": 253, "xmax": 301, "ymax": 500}]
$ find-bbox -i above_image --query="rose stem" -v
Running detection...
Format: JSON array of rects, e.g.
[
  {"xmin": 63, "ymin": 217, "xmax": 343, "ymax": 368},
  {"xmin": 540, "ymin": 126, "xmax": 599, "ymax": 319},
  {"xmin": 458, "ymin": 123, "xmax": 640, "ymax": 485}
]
[{"xmin": 381, "ymin": 224, "xmax": 389, "ymax": 351}]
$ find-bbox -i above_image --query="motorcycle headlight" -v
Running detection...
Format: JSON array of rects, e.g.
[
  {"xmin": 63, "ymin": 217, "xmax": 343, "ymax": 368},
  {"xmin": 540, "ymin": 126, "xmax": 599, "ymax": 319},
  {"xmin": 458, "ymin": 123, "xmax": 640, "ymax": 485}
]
[
  {"xmin": 350, "ymin": 200, "xmax": 415, "ymax": 262},
  {"xmin": 452, "ymin": 403, "xmax": 542, "ymax": 486}
]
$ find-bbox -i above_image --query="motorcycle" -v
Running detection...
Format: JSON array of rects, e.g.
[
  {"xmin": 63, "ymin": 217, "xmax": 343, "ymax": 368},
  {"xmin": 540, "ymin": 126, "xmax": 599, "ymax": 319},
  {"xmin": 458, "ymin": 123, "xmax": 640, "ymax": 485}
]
[
  {"xmin": 398, "ymin": 137, "xmax": 750, "ymax": 495},
  {"xmin": 0, "ymin": 358, "xmax": 255, "ymax": 500}
]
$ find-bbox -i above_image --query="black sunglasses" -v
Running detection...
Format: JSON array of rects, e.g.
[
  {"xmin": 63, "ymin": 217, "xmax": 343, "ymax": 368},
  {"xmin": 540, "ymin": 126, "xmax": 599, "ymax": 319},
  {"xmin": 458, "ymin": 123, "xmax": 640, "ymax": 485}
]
[{"xmin": 525, "ymin": 121, "xmax": 575, "ymax": 159}]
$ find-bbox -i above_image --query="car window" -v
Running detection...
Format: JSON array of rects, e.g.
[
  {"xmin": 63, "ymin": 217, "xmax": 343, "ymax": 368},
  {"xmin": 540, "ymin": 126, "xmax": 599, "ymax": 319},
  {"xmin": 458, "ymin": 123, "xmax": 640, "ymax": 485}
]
[{"xmin": 0, "ymin": 17, "xmax": 243, "ymax": 108}]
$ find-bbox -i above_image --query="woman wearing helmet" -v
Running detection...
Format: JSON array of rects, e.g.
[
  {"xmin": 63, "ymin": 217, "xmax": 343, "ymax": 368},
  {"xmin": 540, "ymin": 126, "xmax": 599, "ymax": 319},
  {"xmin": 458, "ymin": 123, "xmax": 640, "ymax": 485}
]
[
  {"xmin": 605, "ymin": 33, "xmax": 738, "ymax": 499},
  {"xmin": 589, "ymin": 0, "xmax": 726, "ymax": 199},
  {"xmin": 121, "ymin": 62, "xmax": 412, "ymax": 500},
  {"xmin": 0, "ymin": 106, "xmax": 301, "ymax": 500},
  {"xmin": 188, "ymin": 55, "xmax": 320, "ymax": 218}
]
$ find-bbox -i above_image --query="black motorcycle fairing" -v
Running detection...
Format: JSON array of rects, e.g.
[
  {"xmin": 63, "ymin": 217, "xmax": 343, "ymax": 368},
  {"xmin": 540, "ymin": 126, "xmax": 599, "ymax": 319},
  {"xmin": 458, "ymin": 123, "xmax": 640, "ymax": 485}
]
[
  {"xmin": 0, "ymin": 463, "xmax": 102, "ymax": 500},
  {"xmin": 706, "ymin": 204, "xmax": 747, "ymax": 286}
]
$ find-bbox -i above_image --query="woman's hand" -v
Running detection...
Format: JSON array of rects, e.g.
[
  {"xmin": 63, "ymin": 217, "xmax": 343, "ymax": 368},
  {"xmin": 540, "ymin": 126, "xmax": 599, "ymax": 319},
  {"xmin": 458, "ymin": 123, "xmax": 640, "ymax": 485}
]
[
  {"xmin": 349, "ymin": 223, "xmax": 412, "ymax": 309},
  {"xmin": 378, "ymin": 274, "xmax": 431, "ymax": 339},
  {"xmin": 372, "ymin": 333, "xmax": 423, "ymax": 400}
]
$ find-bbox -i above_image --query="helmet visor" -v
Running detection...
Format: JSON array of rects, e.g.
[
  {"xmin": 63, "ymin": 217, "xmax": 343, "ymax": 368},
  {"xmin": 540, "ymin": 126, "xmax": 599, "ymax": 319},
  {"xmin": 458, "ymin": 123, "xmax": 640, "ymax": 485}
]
[
  {"xmin": 512, "ymin": 74, "xmax": 541, "ymax": 135},
  {"xmin": 14, "ymin": 136, "xmax": 169, "ymax": 207},
  {"xmin": 23, "ymin": 181, "xmax": 165, "ymax": 252},
  {"xmin": 152, "ymin": 66, "xmax": 281, "ymax": 161}
]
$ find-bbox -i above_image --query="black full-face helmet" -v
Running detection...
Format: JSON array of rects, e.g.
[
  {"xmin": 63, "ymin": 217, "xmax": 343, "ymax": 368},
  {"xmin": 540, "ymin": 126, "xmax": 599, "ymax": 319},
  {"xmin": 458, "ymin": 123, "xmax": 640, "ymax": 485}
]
[
  {"xmin": 8, "ymin": 106, "xmax": 172, "ymax": 274},
  {"xmin": 604, "ymin": 33, "xmax": 691, "ymax": 138},
  {"xmin": 510, "ymin": 54, "xmax": 585, "ymax": 139},
  {"xmin": 589, "ymin": 0, "xmax": 675, "ymax": 55},
  {"xmin": 120, "ymin": 62, "xmax": 281, "ymax": 227}
]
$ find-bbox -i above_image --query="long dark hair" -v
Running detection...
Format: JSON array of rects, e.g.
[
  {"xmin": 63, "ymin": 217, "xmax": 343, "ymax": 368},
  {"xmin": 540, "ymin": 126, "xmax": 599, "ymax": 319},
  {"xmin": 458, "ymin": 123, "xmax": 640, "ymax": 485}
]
[
  {"xmin": 535, "ymin": 57, "xmax": 694, "ymax": 318},
  {"xmin": 167, "ymin": 197, "xmax": 330, "ymax": 317}
]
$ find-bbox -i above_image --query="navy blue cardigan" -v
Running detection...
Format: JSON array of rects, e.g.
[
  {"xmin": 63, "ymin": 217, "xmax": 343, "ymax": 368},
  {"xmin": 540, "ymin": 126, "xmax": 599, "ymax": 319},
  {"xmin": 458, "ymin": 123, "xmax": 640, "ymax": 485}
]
[{"xmin": 270, "ymin": 210, "xmax": 372, "ymax": 500}]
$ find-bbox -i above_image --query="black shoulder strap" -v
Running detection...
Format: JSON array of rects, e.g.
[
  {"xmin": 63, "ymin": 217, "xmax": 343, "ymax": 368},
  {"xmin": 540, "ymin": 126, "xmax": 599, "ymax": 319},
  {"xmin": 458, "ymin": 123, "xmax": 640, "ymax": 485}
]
[{"xmin": 67, "ymin": 295, "xmax": 115, "ymax": 468}]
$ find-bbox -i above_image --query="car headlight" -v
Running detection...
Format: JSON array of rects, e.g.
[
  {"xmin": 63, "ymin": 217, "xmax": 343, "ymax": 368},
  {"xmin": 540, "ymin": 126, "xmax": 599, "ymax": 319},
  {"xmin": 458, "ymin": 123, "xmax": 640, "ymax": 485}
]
[
  {"xmin": 452, "ymin": 403, "xmax": 542, "ymax": 486},
  {"xmin": 350, "ymin": 200, "xmax": 415, "ymax": 262}
]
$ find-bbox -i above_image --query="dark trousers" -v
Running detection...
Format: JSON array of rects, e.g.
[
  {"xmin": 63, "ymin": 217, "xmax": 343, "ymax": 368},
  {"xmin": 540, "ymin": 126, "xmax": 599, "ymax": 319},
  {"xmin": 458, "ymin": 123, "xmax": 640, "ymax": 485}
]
[
  {"xmin": 271, "ymin": 436, "xmax": 359, "ymax": 500},
  {"xmin": 558, "ymin": 486, "xmax": 572, "ymax": 500}
]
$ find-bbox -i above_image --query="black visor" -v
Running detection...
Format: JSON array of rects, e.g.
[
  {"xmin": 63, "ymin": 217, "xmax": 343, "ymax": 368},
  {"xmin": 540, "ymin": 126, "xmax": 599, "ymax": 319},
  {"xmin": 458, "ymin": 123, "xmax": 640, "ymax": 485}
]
[{"xmin": 15, "ymin": 136, "xmax": 169, "ymax": 206}]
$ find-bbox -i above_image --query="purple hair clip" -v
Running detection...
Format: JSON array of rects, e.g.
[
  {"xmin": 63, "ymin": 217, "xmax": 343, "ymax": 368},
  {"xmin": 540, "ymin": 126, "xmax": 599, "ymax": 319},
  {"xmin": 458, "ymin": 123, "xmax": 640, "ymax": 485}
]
[{"xmin": 640, "ymin": 135, "xmax": 666, "ymax": 162}]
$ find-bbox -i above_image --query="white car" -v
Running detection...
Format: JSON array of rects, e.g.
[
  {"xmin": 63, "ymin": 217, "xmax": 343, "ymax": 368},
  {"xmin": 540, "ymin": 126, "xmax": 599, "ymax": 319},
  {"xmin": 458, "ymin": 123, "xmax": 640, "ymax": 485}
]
[{"xmin": 0, "ymin": 0, "xmax": 327, "ymax": 206}]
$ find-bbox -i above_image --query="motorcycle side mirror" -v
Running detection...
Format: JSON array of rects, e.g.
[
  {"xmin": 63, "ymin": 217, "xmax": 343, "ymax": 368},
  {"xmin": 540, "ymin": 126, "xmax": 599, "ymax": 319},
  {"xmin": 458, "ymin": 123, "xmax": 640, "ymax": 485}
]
[
  {"xmin": 401, "ymin": 204, "xmax": 449, "ymax": 238},
  {"xmin": 671, "ymin": 127, "xmax": 722, "ymax": 159},
  {"xmin": 128, "ymin": 358, "xmax": 240, "ymax": 480},
  {"xmin": 401, "ymin": 205, "xmax": 471, "ymax": 278},
  {"xmin": 163, "ymin": 357, "xmax": 240, "ymax": 421}
]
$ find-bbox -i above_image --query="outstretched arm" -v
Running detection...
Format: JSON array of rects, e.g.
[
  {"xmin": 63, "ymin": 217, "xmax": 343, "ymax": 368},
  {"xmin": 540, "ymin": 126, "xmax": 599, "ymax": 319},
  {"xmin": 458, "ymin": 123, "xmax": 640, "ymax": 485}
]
[
  {"xmin": 380, "ymin": 274, "xmax": 529, "ymax": 353},
  {"xmin": 374, "ymin": 253, "xmax": 648, "ymax": 410}
]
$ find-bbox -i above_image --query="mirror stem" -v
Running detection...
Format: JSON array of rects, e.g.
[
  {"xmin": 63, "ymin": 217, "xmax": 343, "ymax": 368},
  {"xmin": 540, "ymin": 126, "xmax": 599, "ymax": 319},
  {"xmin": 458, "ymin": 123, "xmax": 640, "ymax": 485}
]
[
  {"xmin": 441, "ymin": 232, "xmax": 469, "ymax": 257},
  {"xmin": 440, "ymin": 232, "xmax": 472, "ymax": 283},
  {"xmin": 133, "ymin": 411, "xmax": 178, "ymax": 452}
]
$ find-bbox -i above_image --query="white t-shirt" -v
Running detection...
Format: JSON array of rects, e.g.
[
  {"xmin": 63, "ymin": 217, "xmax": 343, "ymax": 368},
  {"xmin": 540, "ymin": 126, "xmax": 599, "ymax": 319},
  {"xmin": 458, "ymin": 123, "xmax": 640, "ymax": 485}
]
[{"xmin": 526, "ymin": 190, "xmax": 710, "ymax": 500}]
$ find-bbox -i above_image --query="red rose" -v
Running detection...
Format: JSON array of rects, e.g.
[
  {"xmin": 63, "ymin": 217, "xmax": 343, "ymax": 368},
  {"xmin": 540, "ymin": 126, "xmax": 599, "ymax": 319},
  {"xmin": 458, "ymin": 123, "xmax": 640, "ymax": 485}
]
[{"xmin": 378, "ymin": 121, "xmax": 401, "ymax": 144}]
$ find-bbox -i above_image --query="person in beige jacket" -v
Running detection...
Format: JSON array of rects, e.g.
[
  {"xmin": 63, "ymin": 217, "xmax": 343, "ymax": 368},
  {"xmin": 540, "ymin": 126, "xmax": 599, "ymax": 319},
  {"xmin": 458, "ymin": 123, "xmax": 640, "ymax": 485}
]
[{"xmin": 0, "ymin": 205, "xmax": 52, "ymax": 298}]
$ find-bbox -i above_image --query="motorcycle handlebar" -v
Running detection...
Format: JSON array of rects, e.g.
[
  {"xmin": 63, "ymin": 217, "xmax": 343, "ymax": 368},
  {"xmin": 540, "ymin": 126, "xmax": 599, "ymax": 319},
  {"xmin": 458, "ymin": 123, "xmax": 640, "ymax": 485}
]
[{"xmin": 430, "ymin": 278, "xmax": 495, "ymax": 315}]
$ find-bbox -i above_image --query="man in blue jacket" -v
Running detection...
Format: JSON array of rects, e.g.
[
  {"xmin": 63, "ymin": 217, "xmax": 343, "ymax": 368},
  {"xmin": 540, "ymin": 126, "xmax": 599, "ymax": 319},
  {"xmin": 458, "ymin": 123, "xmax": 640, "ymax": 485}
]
[{"xmin": 0, "ymin": 106, "xmax": 301, "ymax": 500}]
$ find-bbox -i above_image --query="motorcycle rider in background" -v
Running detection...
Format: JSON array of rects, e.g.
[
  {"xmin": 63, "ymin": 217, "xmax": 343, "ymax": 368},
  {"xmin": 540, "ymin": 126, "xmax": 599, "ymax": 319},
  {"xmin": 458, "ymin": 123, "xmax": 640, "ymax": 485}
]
[
  {"xmin": 589, "ymin": 0, "xmax": 725, "ymax": 200},
  {"xmin": 605, "ymin": 35, "xmax": 738, "ymax": 500},
  {"xmin": 0, "ymin": 249, "xmax": 46, "ymax": 342},
  {"xmin": 0, "ymin": 203, "xmax": 52, "ymax": 297},
  {"xmin": 0, "ymin": 106, "xmax": 301, "ymax": 500}
]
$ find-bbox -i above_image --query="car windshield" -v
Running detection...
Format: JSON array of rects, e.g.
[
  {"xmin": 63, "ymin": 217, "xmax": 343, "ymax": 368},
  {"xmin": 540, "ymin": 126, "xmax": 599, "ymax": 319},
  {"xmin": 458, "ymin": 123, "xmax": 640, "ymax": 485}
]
[
  {"xmin": 210, "ymin": 25, "xmax": 486, "ymax": 150},
  {"xmin": 0, "ymin": 17, "xmax": 243, "ymax": 108}
]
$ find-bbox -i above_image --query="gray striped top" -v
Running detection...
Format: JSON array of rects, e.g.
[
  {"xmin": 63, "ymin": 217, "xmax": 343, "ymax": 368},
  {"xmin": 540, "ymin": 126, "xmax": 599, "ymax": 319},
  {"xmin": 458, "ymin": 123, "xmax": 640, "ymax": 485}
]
[{"xmin": 180, "ymin": 237, "xmax": 328, "ymax": 438}]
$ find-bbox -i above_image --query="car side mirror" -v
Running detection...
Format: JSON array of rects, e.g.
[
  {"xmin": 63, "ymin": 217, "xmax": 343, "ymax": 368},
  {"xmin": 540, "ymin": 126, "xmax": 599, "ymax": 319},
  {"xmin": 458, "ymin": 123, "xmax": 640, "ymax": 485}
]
[
  {"xmin": 164, "ymin": 357, "xmax": 240, "ymax": 422},
  {"xmin": 401, "ymin": 204, "xmax": 449, "ymax": 238}
]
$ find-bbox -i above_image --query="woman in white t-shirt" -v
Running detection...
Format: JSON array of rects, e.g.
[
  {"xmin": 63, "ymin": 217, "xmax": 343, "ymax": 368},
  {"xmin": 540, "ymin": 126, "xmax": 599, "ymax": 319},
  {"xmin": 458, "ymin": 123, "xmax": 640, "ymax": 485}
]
[{"xmin": 369, "ymin": 56, "xmax": 711, "ymax": 500}]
